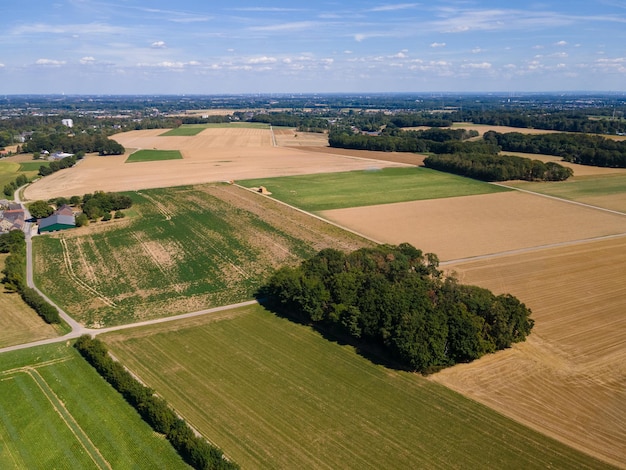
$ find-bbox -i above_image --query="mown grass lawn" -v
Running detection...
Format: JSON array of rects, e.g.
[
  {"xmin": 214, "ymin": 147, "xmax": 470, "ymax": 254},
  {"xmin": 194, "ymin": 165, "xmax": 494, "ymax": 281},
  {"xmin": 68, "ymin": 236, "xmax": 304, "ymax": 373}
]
[
  {"xmin": 102, "ymin": 303, "xmax": 609, "ymax": 470},
  {"xmin": 0, "ymin": 343, "xmax": 187, "ymax": 469},
  {"xmin": 125, "ymin": 149, "xmax": 183, "ymax": 163},
  {"xmin": 239, "ymin": 167, "xmax": 511, "ymax": 212}
]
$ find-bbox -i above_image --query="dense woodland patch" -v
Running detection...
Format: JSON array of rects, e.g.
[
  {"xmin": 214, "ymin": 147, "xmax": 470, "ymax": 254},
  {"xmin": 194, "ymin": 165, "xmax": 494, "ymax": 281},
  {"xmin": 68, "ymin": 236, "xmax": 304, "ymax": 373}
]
[{"xmin": 261, "ymin": 244, "xmax": 534, "ymax": 373}]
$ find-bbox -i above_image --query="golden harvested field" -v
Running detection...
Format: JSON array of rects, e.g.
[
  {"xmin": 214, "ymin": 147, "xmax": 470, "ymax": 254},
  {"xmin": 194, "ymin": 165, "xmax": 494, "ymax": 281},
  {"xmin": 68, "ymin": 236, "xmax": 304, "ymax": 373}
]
[
  {"xmin": 0, "ymin": 255, "xmax": 59, "ymax": 348},
  {"xmin": 500, "ymin": 151, "xmax": 626, "ymax": 177},
  {"xmin": 321, "ymin": 190, "xmax": 626, "ymax": 261},
  {"xmin": 273, "ymin": 128, "xmax": 329, "ymax": 147},
  {"xmin": 23, "ymin": 128, "xmax": 408, "ymax": 200},
  {"xmin": 432, "ymin": 236, "xmax": 626, "ymax": 468}
]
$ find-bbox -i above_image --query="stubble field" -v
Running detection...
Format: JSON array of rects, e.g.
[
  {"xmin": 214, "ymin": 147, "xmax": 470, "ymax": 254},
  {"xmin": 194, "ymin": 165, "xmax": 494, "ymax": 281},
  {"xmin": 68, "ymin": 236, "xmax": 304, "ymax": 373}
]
[
  {"xmin": 433, "ymin": 236, "xmax": 626, "ymax": 467},
  {"xmin": 22, "ymin": 127, "xmax": 408, "ymax": 200}
]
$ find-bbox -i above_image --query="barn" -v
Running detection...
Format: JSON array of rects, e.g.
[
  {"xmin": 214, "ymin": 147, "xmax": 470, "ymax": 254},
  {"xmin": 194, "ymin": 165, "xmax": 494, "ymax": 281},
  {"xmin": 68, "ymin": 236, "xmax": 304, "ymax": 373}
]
[{"xmin": 39, "ymin": 214, "xmax": 76, "ymax": 233}]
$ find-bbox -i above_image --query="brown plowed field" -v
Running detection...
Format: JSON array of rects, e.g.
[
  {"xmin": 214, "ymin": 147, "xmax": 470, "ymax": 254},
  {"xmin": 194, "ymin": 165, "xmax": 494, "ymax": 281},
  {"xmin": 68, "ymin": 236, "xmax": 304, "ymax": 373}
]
[
  {"xmin": 23, "ymin": 128, "xmax": 408, "ymax": 200},
  {"xmin": 321, "ymin": 191, "xmax": 626, "ymax": 261},
  {"xmin": 432, "ymin": 236, "xmax": 626, "ymax": 468}
]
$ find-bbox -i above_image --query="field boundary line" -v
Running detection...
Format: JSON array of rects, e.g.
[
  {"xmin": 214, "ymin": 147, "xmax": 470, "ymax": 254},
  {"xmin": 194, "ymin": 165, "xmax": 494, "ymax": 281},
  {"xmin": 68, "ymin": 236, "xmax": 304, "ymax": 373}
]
[
  {"xmin": 232, "ymin": 183, "xmax": 384, "ymax": 244},
  {"xmin": 492, "ymin": 182, "xmax": 626, "ymax": 217},
  {"xmin": 59, "ymin": 237, "xmax": 117, "ymax": 308},
  {"xmin": 23, "ymin": 367, "xmax": 112, "ymax": 470},
  {"xmin": 441, "ymin": 231, "xmax": 626, "ymax": 266}
]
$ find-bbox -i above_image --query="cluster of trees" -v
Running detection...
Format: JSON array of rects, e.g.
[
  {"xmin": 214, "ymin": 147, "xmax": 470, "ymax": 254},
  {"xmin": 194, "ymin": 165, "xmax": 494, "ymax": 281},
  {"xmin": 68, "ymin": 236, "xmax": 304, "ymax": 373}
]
[
  {"xmin": 23, "ymin": 132, "xmax": 124, "ymax": 156},
  {"xmin": 328, "ymin": 127, "xmax": 481, "ymax": 153},
  {"xmin": 485, "ymin": 131, "xmax": 626, "ymax": 168},
  {"xmin": 0, "ymin": 230, "xmax": 61, "ymax": 323},
  {"xmin": 38, "ymin": 154, "xmax": 78, "ymax": 177},
  {"xmin": 3, "ymin": 173, "xmax": 28, "ymax": 197},
  {"xmin": 261, "ymin": 244, "xmax": 534, "ymax": 373},
  {"xmin": 80, "ymin": 191, "xmax": 132, "ymax": 221},
  {"xmin": 424, "ymin": 154, "xmax": 573, "ymax": 182},
  {"xmin": 249, "ymin": 112, "xmax": 330, "ymax": 133},
  {"xmin": 74, "ymin": 335, "xmax": 238, "ymax": 470}
]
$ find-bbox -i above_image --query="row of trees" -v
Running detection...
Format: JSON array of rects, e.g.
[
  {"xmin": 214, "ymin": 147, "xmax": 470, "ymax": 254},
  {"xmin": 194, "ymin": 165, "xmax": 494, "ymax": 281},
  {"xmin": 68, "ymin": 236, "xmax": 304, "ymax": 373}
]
[
  {"xmin": 423, "ymin": 154, "xmax": 573, "ymax": 182},
  {"xmin": 3, "ymin": 173, "xmax": 28, "ymax": 197},
  {"xmin": 328, "ymin": 127, "xmax": 482, "ymax": 153},
  {"xmin": 23, "ymin": 132, "xmax": 124, "ymax": 156},
  {"xmin": 38, "ymin": 154, "xmax": 78, "ymax": 177},
  {"xmin": 74, "ymin": 336, "xmax": 238, "ymax": 470},
  {"xmin": 0, "ymin": 231, "xmax": 61, "ymax": 323},
  {"xmin": 453, "ymin": 109, "xmax": 626, "ymax": 135},
  {"xmin": 485, "ymin": 131, "xmax": 626, "ymax": 168},
  {"xmin": 260, "ymin": 244, "xmax": 534, "ymax": 373}
]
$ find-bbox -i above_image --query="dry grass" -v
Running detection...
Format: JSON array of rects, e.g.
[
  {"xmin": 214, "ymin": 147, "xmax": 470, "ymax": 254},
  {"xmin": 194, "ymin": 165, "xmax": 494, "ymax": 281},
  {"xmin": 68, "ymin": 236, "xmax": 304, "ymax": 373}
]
[
  {"xmin": 0, "ymin": 254, "xmax": 59, "ymax": 348},
  {"xmin": 23, "ymin": 128, "xmax": 408, "ymax": 200},
  {"xmin": 321, "ymin": 190, "xmax": 626, "ymax": 261},
  {"xmin": 432, "ymin": 236, "xmax": 626, "ymax": 468}
]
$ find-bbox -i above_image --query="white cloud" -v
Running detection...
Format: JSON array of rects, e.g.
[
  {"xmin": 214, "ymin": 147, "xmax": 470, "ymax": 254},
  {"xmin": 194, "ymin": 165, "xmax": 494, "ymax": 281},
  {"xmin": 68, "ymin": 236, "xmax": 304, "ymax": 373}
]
[
  {"xmin": 430, "ymin": 42, "xmax": 446, "ymax": 48},
  {"xmin": 35, "ymin": 58, "xmax": 66, "ymax": 66},
  {"xmin": 471, "ymin": 47, "xmax": 482, "ymax": 54},
  {"xmin": 151, "ymin": 41, "xmax": 167, "ymax": 49},
  {"xmin": 79, "ymin": 56, "xmax": 96, "ymax": 64},
  {"xmin": 555, "ymin": 40, "xmax": 568, "ymax": 46},
  {"xmin": 354, "ymin": 34, "xmax": 367, "ymax": 42},
  {"xmin": 462, "ymin": 62, "xmax": 492, "ymax": 69},
  {"xmin": 250, "ymin": 21, "xmax": 316, "ymax": 32},
  {"xmin": 247, "ymin": 56, "xmax": 277, "ymax": 64},
  {"xmin": 369, "ymin": 3, "xmax": 420, "ymax": 12}
]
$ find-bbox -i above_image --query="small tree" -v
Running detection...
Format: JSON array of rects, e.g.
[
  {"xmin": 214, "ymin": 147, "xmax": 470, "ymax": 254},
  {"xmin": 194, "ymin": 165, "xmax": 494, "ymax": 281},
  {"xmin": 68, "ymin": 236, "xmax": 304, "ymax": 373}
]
[{"xmin": 28, "ymin": 200, "xmax": 54, "ymax": 219}]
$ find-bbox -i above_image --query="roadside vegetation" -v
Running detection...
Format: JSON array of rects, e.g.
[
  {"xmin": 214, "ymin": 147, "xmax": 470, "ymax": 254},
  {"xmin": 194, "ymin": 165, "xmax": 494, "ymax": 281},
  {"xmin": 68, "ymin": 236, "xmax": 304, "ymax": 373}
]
[{"xmin": 75, "ymin": 335, "xmax": 239, "ymax": 470}]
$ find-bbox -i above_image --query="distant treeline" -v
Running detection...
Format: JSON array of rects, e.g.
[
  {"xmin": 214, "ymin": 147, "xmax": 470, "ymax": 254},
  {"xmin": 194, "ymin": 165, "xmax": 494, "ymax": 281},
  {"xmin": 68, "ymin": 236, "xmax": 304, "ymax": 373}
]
[
  {"xmin": 74, "ymin": 336, "xmax": 239, "ymax": 470},
  {"xmin": 23, "ymin": 132, "xmax": 124, "ymax": 156},
  {"xmin": 453, "ymin": 110, "xmax": 626, "ymax": 135},
  {"xmin": 328, "ymin": 127, "xmax": 486, "ymax": 153},
  {"xmin": 485, "ymin": 131, "xmax": 626, "ymax": 168},
  {"xmin": 261, "ymin": 244, "xmax": 534, "ymax": 374},
  {"xmin": 249, "ymin": 112, "xmax": 329, "ymax": 132},
  {"xmin": 424, "ymin": 154, "xmax": 573, "ymax": 181},
  {"xmin": 0, "ymin": 230, "xmax": 61, "ymax": 323}
]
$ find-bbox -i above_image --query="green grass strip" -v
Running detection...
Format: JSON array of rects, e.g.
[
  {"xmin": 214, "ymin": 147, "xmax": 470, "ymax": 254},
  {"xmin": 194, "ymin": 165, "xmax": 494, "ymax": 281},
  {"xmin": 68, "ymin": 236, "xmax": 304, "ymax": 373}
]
[
  {"xmin": 240, "ymin": 167, "xmax": 510, "ymax": 212},
  {"xmin": 126, "ymin": 149, "xmax": 183, "ymax": 163}
]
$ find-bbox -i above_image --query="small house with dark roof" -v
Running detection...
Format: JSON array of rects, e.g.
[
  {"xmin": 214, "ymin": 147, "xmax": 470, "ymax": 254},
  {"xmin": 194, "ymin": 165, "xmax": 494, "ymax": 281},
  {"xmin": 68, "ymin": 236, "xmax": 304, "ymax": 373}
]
[{"xmin": 39, "ymin": 213, "xmax": 76, "ymax": 233}]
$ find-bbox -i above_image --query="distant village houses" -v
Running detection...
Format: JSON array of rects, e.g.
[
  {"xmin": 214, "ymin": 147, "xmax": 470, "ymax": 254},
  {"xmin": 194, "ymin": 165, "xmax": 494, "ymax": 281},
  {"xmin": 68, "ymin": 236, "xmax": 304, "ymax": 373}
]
[{"xmin": 0, "ymin": 200, "xmax": 25, "ymax": 233}]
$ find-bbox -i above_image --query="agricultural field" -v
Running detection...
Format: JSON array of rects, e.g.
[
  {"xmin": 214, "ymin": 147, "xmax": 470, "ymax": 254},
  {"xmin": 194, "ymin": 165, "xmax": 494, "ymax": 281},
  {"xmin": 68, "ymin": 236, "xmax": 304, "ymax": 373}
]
[
  {"xmin": 239, "ymin": 167, "xmax": 510, "ymax": 212},
  {"xmin": 125, "ymin": 149, "xmax": 183, "ymax": 163},
  {"xmin": 32, "ymin": 183, "xmax": 373, "ymax": 327},
  {"xmin": 0, "ymin": 254, "xmax": 59, "ymax": 348},
  {"xmin": 0, "ymin": 343, "xmax": 187, "ymax": 469},
  {"xmin": 320, "ymin": 190, "xmax": 626, "ymax": 261},
  {"xmin": 505, "ymin": 173, "xmax": 626, "ymax": 213},
  {"xmin": 0, "ymin": 156, "xmax": 46, "ymax": 190},
  {"xmin": 101, "ymin": 303, "xmax": 609, "ymax": 469},
  {"xmin": 160, "ymin": 122, "xmax": 271, "ymax": 136},
  {"xmin": 434, "ymin": 235, "xmax": 626, "ymax": 468},
  {"xmin": 23, "ymin": 128, "xmax": 407, "ymax": 200}
]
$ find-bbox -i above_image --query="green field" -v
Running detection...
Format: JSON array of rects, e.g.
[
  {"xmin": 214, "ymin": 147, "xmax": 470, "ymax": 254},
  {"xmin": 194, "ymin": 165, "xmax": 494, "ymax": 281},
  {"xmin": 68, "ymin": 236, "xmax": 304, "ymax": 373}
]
[
  {"xmin": 507, "ymin": 174, "xmax": 626, "ymax": 212},
  {"xmin": 160, "ymin": 122, "xmax": 271, "ymax": 136},
  {"xmin": 239, "ymin": 167, "xmax": 511, "ymax": 212},
  {"xmin": 18, "ymin": 161, "xmax": 50, "ymax": 172},
  {"xmin": 0, "ymin": 343, "xmax": 187, "ymax": 469},
  {"xmin": 32, "ymin": 184, "xmax": 371, "ymax": 327},
  {"xmin": 102, "ymin": 304, "xmax": 608, "ymax": 469},
  {"xmin": 126, "ymin": 149, "xmax": 183, "ymax": 163}
]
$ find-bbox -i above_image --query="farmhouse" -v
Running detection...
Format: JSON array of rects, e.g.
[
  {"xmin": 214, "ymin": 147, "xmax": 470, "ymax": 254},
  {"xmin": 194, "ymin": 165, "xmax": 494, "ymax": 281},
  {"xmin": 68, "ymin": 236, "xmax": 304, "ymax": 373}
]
[
  {"xmin": 39, "ymin": 213, "xmax": 76, "ymax": 233},
  {"xmin": 0, "ymin": 207, "xmax": 25, "ymax": 232}
]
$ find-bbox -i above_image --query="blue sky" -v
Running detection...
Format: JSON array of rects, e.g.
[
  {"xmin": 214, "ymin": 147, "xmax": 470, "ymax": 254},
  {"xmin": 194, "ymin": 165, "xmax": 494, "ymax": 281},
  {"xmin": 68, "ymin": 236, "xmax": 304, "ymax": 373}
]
[{"xmin": 1, "ymin": 1, "xmax": 626, "ymax": 94}]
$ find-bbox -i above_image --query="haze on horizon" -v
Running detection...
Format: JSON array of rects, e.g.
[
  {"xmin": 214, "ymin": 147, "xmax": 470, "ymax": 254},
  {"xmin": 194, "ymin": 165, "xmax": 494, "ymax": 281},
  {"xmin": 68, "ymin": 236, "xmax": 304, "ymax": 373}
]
[{"xmin": 1, "ymin": 1, "xmax": 625, "ymax": 95}]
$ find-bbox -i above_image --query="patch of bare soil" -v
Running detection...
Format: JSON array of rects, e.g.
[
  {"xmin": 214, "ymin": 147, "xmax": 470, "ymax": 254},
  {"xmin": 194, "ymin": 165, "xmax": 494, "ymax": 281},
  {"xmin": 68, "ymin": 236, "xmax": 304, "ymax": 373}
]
[{"xmin": 432, "ymin": 236, "xmax": 626, "ymax": 468}]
